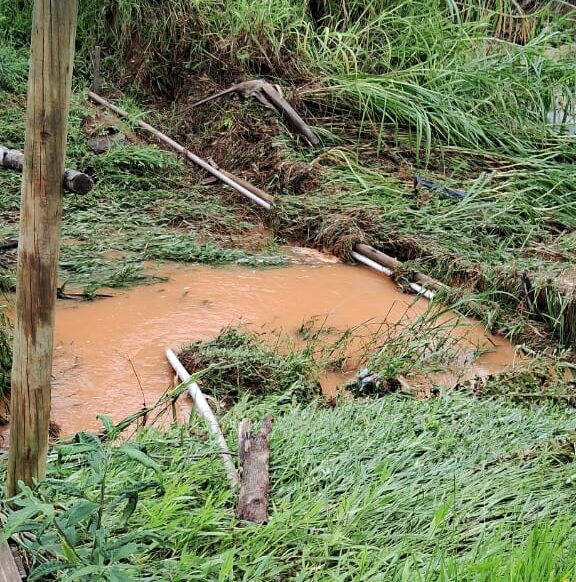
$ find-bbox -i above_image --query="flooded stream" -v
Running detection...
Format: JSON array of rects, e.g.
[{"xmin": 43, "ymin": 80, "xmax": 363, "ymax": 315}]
[{"xmin": 5, "ymin": 253, "xmax": 519, "ymax": 437}]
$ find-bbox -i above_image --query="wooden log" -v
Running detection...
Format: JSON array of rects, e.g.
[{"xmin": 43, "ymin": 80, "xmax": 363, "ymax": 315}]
[
  {"xmin": 0, "ymin": 145, "xmax": 93, "ymax": 194},
  {"xmin": 179, "ymin": 79, "xmax": 319, "ymax": 147},
  {"xmin": 237, "ymin": 416, "xmax": 273, "ymax": 524},
  {"xmin": 6, "ymin": 0, "xmax": 78, "ymax": 498},
  {"xmin": 206, "ymin": 158, "xmax": 275, "ymax": 204},
  {"xmin": 0, "ymin": 543, "xmax": 22, "ymax": 581},
  {"xmin": 260, "ymin": 84, "xmax": 320, "ymax": 147},
  {"xmin": 0, "ymin": 240, "xmax": 18, "ymax": 252},
  {"xmin": 219, "ymin": 169, "xmax": 274, "ymax": 205}
]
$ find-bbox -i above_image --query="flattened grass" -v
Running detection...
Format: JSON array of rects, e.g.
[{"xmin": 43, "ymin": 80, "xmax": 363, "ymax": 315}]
[
  {"xmin": 2, "ymin": 1, "xmax": 576, "ymax": 346},
  {"xmin": 0, "ymin": 82, "xmax": 285, "ymax": 294},
  {"xmin": 3, "ymin": 390, "xmax": 576, "ymax": 580},
  {"xmin": 179, "ymin": 328, "xmax": 321, "ymax": 406},
  {"xmin": 1, "ymin": 5, "xmax": 575, "ymax": 579}
]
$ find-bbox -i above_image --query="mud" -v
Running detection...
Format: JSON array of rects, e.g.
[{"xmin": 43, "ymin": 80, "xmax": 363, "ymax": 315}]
[{"xmin": 3, "ymin": 253, "xmax": 518, "ymax": 438}]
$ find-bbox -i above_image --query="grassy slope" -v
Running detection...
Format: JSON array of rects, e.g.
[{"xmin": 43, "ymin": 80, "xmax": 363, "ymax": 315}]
[
  {"xmin": 3, "ymin": 391, "xmax": 576, "ymax": 580},
  {"xmin": 48, "ymin": 0, "xmax": 575, "ymax": 349},
  {"xmin": 2, "ymin": 1, "xmax": 576, "ymax": 347},
  {"xmin": 0, "ymin": 42, "xmax": 283, "ymax": 395},
  {"xmin": 0, "ymin": 49, "xmax": 285, "ymax": 295}
]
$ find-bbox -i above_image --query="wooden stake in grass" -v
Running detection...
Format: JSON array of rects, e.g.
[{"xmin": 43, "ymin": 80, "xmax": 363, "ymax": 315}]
[
  {"xmin": 6, "ymin": 0, "xmax": 78, "ymax": 497},
  {"xmin": 237, "ymin": 416, "xmax": 274, "ymax": 524}
]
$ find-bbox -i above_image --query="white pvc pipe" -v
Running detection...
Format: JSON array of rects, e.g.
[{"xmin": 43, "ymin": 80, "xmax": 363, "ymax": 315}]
[
  {"xmin": 351, "ymin": 250, "xmax": 393, "ymax": 275},
  {"xmin": 165, "ymin": 348, "xmax": 239, "ymax": 490},
  {"xmin": 89, "ymin": 92, "xmax": 271, "ymax": 210},
  {"xmin": 351, "ymin": 251, "xmax": 436, "ymax": 301},
  {"xmin": 407, "ymin": 281, "xmax": 436, "ymax": 301},
  {"xmin": 90, "ymin": 92, "xmax": 441, "ymax": 303}
]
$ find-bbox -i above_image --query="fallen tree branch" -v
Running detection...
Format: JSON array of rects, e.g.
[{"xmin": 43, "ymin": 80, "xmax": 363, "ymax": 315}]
[
  {"xmin": 259, "ymin": 83, "xmax": 320, "ymax": 147},
  {"xmin": 0, "ymin": 145, "xmax": 94, "ymax": 194},
  {"xmin": 56, "ymin": 289, "xmax": 114, "ymax": 300},
  {"xmin": 181, "ymin": 80, "xmax": 272, "ymax": 110},
  {"xmin": 181, "ymin": 79, "xmax": 320, "ymax": 147},
  {"xmin": 237, "ymin": 416, "xmax": 274, "ymax": 524}
]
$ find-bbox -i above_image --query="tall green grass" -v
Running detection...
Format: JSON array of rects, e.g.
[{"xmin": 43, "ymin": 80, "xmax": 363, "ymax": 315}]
[
  {"xmin": 0, "ymin": 0, "xmax": 574, "ymax": 347},
  {"xmin": 0, "ymin": 42, "xmax": 27, "ymax": 91},
  {"xmin": 2, "ymin": 1, "xmax": 574, "ymax": 184},
  {"xmin": 269, "ymin": 142, "xmax": 576, "ymax": 346},
  {"xmin": 2, "ymin": 1, "xmax": 574, "ymax": 156}
]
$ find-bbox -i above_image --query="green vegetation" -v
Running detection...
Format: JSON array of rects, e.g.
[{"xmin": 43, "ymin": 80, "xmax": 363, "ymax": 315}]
[
  {"xmin": 0, "ymin": 42, "xmax": 27, "ymax": 92},
  {"xmin": 179, "ymin": 328, "xmax": 321, "ymax": 406},
  {"xmin": 3, "ymin": 385, "xmax": 576, "ymax": 580},
  {"xmin": 461, "ymin": 353, "xmax": 576, "ymax": 405},
  {"xmin": 1, "ymin": 322, "xmax": 573, "ymax": 580},
  {"xmin": 1, "ymin": 1, "xmax": 576, "ymax": 579},
  {"xmin": 1, "ymin": 0, "xmax": 575, "ymax": 345},
  {"xmin": 0, "ymin": 84, "xmax": 285, "ymax": 294}
]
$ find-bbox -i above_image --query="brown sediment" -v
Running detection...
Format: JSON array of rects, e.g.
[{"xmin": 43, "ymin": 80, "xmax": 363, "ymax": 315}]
[
  {"xmin": 46, "ymin": 260, "xmax": 517, "ymax": 435},
  {"xmin": 1, "ymin": 257, "xmax": 518, "ymax": 440}
]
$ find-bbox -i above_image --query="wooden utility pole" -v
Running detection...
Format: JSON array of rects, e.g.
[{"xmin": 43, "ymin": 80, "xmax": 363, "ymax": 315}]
[{"xmin": 6, "ymin": 0, "xmax": 78, "ymax": 497}]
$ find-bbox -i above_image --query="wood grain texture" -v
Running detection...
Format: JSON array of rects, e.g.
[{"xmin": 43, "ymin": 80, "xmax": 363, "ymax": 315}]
[
  {"xmin": 237, "ymin": 416, "xmax": 273, "ymax": 524},
  {"xmin": 6, "ymin": 0, "xmax": 78, "ymax": 497},
  {"xmin": 0, "ymin": 543, "xmax": 22, "ymax": 581},
  {"xmin": 260, "ymin": 84, "xmax": 319, "ymax": 146}
]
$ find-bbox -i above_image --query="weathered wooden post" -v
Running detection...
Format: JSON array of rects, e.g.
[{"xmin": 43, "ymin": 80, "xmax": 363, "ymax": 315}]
[{"xmin": 6, "ymin": 0, "xmax": 78, "ymax": 497}]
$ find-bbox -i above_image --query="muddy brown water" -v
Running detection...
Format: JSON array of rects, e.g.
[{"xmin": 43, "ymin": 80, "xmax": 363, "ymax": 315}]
[{"xmin": 3, "ymin": 252, "xmax": 518, "ymax": 438}]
